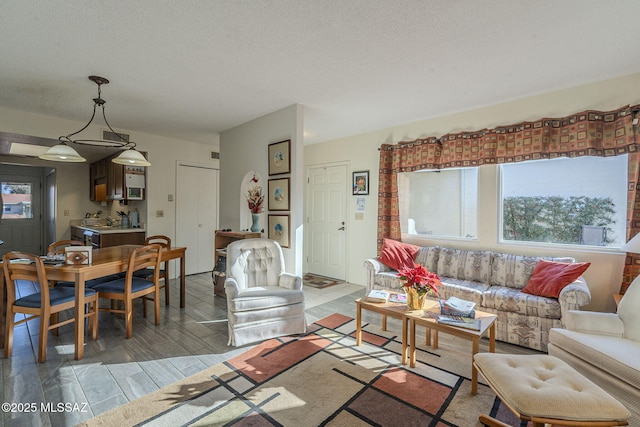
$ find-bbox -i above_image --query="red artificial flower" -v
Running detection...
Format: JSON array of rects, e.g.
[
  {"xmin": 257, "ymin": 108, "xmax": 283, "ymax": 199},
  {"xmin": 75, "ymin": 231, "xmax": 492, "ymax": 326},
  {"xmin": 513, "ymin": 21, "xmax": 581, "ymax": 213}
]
[{"xmin": 398, "ymin": 264, "xmax": 441, "ymax": 296}]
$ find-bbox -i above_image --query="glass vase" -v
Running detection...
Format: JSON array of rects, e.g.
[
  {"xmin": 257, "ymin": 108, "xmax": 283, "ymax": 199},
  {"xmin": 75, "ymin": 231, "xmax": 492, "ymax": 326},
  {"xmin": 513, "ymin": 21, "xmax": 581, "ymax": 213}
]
[
  {"xmin": 250, "ymin": 213, "xmax": 261, "ymax": 232},
  {"xmin": 405, "ymin": 288, "xmax": 427, "ymax": 310}
]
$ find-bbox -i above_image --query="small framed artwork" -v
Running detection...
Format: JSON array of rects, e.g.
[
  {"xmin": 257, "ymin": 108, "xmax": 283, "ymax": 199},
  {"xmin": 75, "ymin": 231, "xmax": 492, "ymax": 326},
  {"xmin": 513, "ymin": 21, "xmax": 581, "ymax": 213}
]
[
  {"xmin": 64, "ymin": 246, "xmax": 93, "ymax": 265},
  {"xmin": 268, "ymin": 139, "xmax": 291, "ymax": 176},
  {"xmin": 352, "ymin": 170, "xmax": 369, "ymax": 195},
  {"xmin": 268, "ymin": 178, "xmax": 290, "ymax": 211},
  {"xmin": 268, "ymin": 214, "xmax": 290, "ymax": 248}
]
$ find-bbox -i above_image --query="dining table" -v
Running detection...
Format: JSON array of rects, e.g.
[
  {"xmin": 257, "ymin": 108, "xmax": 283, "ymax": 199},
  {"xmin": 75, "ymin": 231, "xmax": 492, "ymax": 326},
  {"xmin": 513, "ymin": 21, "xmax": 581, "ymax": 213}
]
[{"xmin": 0, "ymin": 244, "xmax": 186, "ymax": 360}]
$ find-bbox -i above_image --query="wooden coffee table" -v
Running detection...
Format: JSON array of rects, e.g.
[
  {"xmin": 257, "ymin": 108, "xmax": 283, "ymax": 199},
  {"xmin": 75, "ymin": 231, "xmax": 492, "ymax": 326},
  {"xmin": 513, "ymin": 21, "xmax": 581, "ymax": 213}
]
[
  {"xmin": 355, "ymin": 297, "xmax": 411, "ymax": 364},
  {"xmin": 405, "ymin": 299, "xmax": 497, "ymax": 395}
]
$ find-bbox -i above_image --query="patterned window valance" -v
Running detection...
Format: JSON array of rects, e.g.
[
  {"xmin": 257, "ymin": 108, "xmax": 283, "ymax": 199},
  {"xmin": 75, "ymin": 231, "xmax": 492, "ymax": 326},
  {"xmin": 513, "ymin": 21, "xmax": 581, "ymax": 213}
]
[{"xmin": 380, "ymin": 105, "xmax": 638, "ymax": 172}]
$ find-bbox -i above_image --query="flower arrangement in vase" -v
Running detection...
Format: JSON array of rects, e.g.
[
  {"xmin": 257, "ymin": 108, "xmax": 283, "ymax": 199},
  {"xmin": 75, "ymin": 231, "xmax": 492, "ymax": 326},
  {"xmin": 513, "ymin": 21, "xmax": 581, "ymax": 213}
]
[
  {"xmin": 398, "ymin": 264, "xmax": 441, "ymax": 310},
  {"xmin": 246, "ymin": 186, "xmax": 264, "ymax": 232},
  {"xmin": 246, "ymin": 186, "xmax": 264, "ymax": 213}
]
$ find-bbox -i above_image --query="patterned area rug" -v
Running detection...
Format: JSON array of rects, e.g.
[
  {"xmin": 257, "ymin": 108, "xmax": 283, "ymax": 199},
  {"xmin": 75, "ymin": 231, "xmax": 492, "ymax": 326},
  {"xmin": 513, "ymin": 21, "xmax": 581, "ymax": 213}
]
[
  {"xmin": 303, "ymin": 273, "xmax": 344, "ymax": 289},
  {"xmin": 78, "ymin": 314, "xmax": 521, "ymax": 427}
]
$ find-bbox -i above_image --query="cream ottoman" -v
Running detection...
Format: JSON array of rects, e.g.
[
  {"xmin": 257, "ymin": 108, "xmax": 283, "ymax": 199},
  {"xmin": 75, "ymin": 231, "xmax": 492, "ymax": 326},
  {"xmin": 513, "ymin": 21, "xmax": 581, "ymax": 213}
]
[{"xmin": 473, "ymin": 353, "xmax": 629, "ymax": 427}]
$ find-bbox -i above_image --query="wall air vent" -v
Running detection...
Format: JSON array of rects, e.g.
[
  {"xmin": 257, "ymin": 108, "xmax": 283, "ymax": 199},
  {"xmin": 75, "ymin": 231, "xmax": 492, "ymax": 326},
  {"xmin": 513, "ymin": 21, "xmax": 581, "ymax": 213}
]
[
  {"xmin": 102, "ymin": 129, "xmax": 130, "ymax": 142},
  {"xmin": 211, "ymin": 151, "xmax": 220, "ymax": 159}
]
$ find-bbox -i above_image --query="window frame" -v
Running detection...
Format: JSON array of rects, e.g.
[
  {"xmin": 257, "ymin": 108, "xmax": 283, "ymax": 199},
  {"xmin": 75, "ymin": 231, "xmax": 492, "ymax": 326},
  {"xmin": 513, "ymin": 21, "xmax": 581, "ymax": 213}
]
[
  {"xmin": 398, "ymin": 166, "xmax": 479, "ymax": 241},
  {"xmin": 496, "ymin": 156, "xmax": 627, "ymax": 251}
]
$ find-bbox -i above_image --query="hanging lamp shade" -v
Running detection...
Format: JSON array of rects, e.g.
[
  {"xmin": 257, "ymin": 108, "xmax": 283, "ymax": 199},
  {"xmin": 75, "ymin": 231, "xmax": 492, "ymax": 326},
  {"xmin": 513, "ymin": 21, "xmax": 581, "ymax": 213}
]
[
  {"xmin": 41, "ymin": 75, "xmax": 151, "ymax": 167},
  {"xmin": 38, "ymin": 143, "xmax": 86, "ymax": 162},
  {"xmin": 112, "ymin": 148, "xmax": 151, "ymax": 166}
]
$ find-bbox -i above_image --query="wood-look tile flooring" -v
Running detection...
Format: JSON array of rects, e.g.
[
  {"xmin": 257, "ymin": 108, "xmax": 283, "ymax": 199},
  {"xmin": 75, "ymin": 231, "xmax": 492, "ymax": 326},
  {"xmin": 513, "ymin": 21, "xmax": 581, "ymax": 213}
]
[
  {"xmin": 1, "ymin": 274, "xmax": 534, "ymax": 427},
  {"xmin": 1, "ymin": 273, "xmax": 365, "ymax": 427}
]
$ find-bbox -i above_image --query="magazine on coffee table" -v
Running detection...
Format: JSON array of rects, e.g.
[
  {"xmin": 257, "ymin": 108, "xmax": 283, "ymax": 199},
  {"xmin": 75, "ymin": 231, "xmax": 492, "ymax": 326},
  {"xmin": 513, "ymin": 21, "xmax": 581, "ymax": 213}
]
[
  {"xmin": 389, "ymin": 293, "xmax": 407, "ymax": 304},
  {"xmin": 443, "ymin": 296, "xmax": 476, "ymax": 314},
  {"xmin": 437, "ymin": 314, "xmax": 481, "ymax": 331},
  {"xmin": 366, "ymin": 290, "xmax": 390, "ymax": 303},
  {"xmin": 439, "ymin": 299, "xmax": 475, "ymax": 318}
]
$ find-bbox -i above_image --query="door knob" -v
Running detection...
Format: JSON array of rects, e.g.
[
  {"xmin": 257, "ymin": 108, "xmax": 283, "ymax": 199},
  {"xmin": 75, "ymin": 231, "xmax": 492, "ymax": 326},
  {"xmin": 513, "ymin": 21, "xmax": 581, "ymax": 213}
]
[{"xmin": 338, "ymin": 226, "xmax": 345, "ymax": 231}]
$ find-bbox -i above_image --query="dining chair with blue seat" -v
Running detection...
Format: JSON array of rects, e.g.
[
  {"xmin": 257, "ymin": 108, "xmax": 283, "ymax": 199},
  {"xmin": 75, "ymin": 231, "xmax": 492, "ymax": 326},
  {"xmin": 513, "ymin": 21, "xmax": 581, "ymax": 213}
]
[
  {"xmin": 131, "ymin": 235, "xmax": 171, "ymax": 306},
  {"xmin": 92, "ymin": 244, "xmax": 162, "ymax": 338},
  {"xmin": 3, "ymin": 251, "xmax": 99, "ymax": 363}
]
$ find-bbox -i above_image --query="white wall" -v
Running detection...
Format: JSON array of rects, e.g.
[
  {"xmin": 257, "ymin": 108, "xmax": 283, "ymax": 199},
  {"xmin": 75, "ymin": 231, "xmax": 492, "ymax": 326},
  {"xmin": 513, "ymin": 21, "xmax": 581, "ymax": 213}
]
[
  {"xmin": 219, "ymin": 104, "xmax": 304, "ymax": 275},
  {"xmin": 0, "ymin": 105, "xmax": 220, "ymax": 249},
  {"xmin": 305, "ymin": 72, "xmax": 640, "ymax": 313}
]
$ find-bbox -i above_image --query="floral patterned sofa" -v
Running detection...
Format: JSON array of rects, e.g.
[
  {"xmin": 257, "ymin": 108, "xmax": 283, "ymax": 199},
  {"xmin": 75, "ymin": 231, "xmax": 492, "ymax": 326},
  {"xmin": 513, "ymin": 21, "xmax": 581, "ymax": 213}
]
[{"xmin": 364, "ymin": 245, "xmax": 592, "ymax": 351}]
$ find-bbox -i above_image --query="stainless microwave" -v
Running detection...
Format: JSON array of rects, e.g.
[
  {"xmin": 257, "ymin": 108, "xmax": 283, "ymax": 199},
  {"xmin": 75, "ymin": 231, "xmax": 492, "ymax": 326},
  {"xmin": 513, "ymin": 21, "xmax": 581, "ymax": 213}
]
[{"xmin": 126, "ymin": 187, "xmax": 143, "ymax": 200}]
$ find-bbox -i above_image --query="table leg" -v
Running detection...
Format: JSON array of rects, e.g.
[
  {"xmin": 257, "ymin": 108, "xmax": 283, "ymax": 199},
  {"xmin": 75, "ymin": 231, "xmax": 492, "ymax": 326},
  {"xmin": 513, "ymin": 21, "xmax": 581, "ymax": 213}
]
[
  {"xmin": 433, "ymin": 330, "xmax": 438, "ymax": 349},
  {"xmin": 425, "ymin": 327, "xmax": 431, "ymax": 346},
  {"xmin": 489, "ymin": 322, "xmax": 496, "ymax": 353},
  {"xmin": 471, "ymin": 337, "xmax": 480, "ymax": 395},
  {"xmin": 401, "ymin": 317, "xmax": 408, "ymax": 365},
  {"xmin": 74, "ymin": 274, "xmax": 86, "ymax": 360},
  {"xmin": 382, "ymin": 314, "xmax": 387, "ymax": 331},
  {"xmin": 165, "ymin": 259, "xmax": 170, "ymax": 306},
  {"xmin": 356, "ymin": 302, "xmax": 362, "ymax": 346},
  {"xmin": 410, "ymin": 320, "xmax": 416, "ymax": 367},
  {"xmin": 180, "ymin": 253, "xmax": 186, "ymax": 308}
]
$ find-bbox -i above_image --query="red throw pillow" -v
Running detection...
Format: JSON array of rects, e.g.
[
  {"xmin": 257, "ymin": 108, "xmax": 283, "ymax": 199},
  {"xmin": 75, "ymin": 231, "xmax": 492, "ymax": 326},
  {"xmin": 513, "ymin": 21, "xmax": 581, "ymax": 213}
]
[
  {"xmin": 378, "ymin": 238, "xmax": 420, "ymax": 271},
  {"xmin": 522, "ymin": 259, "xmax": 590, "ymax": 298}
]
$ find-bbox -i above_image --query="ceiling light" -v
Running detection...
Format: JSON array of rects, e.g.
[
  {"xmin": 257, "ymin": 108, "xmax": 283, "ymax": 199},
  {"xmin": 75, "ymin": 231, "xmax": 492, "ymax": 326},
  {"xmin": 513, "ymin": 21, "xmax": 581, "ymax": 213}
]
[
  {"xmin": 39, "ymin": 75, "xmax": 150, "ymax": 166},
  {"xmin": 38, "ymin": 142, "xmax": 86, "ymax": 162},
  {"xmin": 112, "ymin": 148, "xmax": 151, "ymax": 166}
]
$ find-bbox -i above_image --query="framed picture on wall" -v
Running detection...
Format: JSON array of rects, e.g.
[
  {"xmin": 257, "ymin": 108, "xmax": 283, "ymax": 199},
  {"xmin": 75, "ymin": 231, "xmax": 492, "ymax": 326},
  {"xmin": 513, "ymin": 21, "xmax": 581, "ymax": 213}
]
[
  {"xmin": 352, "ymin": 170, "xmax": 369, "ymax": 195},
  {"xmin": 268, "ymin": 214, "xmax": 290, "ymax": 248},
  {"xmin": 268, "ymin": 139, "xmax": 291, "ymax": 176},
  {"xmin": 268, "ymin": 178, "xmax": 290, "ymax": 211}
]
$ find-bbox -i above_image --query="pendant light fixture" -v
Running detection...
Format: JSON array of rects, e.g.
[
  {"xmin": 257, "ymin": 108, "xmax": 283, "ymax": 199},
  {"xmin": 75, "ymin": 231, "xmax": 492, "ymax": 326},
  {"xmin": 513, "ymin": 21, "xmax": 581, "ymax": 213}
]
[
  {"xmin": 39, "ymin": 75, "xmax": 150, "ymax": 166},
  {"xmin": 38, "ymin": 142, "xmax": 86, "ymax": 162}
]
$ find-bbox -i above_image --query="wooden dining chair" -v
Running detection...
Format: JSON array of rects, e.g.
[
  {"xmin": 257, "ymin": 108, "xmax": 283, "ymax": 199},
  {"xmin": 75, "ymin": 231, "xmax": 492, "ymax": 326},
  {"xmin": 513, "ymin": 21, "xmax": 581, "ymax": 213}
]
[
  {"xmin": 134, "ymin": 235, "xmax": 171, "ymax": 305},
  {"xmin": 3, "ymin": 251, "xmax": 99, "ymax": 363},
  {"xmin": 47, "ymin": 239, "xmax": 84, "ymax": 255},
  {"xmin": 92, "ymin": 244, "xmax": 162, "ymax": 338}
]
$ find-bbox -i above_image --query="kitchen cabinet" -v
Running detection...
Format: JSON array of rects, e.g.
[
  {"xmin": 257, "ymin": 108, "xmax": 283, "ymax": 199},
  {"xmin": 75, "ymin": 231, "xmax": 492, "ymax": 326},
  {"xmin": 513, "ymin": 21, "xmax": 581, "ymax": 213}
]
[
  {"xmin": 108, "ymin": 160, "xmax": 125, "ymax": 200},
  {"xmin": 89, "ymin": 152, "xmax": 146, "ymax": 201},
  {"xmin": 213, "ymin": 230, "xmax": 261, "ymax": 297},
  {"xmin": 89, "ymin": 158, "xmax": 108, "ymax": 202},
  {"xmin": 100, "ymin": 231, "xmax": 145, "ymax": 247},
  {"xmin": 70, "ymin": 225, "xmax": 145, "ymax": 248}
]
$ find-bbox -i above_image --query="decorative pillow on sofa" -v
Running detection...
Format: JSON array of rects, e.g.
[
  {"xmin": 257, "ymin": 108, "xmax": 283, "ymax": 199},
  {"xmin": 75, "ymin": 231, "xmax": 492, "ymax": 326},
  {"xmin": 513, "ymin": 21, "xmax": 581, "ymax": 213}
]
[
  {"xmin": 378, "ymin": 238, "xmax": 420, "ymax": 271},
  {"xmin": 522, "ymin": 259, "xmax": 590, "ymax": 298}
]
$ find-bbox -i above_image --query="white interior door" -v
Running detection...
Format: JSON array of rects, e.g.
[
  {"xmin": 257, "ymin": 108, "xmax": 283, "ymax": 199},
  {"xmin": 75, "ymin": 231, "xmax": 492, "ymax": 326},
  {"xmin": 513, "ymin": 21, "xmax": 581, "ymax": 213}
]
[
  {"xmin": 306, "ymin": 163, "xmax": 347, "ymax": 280},
  {"xmin": 176, "ymin": 163, "xmax": 218, "ymax": 275}
]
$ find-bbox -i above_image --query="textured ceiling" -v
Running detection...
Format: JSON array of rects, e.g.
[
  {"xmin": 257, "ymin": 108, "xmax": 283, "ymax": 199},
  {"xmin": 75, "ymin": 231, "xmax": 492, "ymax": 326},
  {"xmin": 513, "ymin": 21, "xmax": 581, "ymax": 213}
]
[{"xmin": 1, "ymin": 0, "xmax": 640, "ymax": 148}]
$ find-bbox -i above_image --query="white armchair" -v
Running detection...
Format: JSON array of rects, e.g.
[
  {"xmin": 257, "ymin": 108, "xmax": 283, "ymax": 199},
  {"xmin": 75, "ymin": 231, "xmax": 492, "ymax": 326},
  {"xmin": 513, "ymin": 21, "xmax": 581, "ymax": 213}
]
[
  {"xmin": 549, "ymin": 279, "xmax": 640, "ymax": 425},
  {"xmin": 224, "ymin": 238, "xmax": 306, "ymax": 346}
]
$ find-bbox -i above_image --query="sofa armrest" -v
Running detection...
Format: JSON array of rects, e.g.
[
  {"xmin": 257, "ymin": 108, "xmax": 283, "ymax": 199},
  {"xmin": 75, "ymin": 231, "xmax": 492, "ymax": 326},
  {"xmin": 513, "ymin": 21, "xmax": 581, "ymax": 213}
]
[
  {"xmin": 364, "ymin": 258, "xmax": 392, "ymax": 293},
  {"xmin": 563, "ymin": 310, "xmax": 624, "ymax": 337},
  {"xmin": 364, "ymin": 258, "xmax": 390, "ymax": 273},
  {"xmin": 279, "ymin": 272, "xmax": 302, "ymax": 290},
  {"xmin": 558, "ymin": 276, "xmax": 591, "ymax": 324},
  {"xmin": 224, "ymin": 277, "xmax": 240, "ymax": 298}
]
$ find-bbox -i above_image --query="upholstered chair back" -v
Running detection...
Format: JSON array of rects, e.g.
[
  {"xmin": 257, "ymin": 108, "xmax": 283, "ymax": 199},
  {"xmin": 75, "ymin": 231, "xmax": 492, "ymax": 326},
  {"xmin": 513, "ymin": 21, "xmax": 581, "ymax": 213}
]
[
  {"xmin": 226, "ymin": 239, "xmax": 286, "ymax": 289},
  {"xmin": 618, "ymin": 278, "xmax": 640, "ymax": 342}
]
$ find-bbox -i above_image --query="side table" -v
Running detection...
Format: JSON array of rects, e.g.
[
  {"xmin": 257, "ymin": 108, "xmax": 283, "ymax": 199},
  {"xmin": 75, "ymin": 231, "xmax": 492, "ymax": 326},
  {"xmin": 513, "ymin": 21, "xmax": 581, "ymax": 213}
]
[{"xmin": 355, "ymin": 298, "xmax": 410, "ymax": 364}]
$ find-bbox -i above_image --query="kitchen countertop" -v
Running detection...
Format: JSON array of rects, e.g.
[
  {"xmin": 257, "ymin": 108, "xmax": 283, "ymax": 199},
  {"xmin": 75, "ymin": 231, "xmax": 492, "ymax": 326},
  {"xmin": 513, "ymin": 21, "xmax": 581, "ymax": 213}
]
[{"xmin": 70, "ymin": 220, "xmax": 146, "ymax": 234}]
